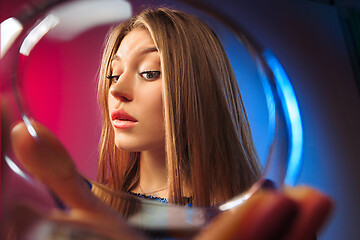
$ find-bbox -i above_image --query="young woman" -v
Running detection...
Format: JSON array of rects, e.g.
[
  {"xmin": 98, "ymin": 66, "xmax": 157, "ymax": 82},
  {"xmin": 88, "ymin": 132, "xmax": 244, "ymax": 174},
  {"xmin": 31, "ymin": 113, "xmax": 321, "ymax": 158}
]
[
  {"xmin": 93, "ymin": 8, "xmax": 261, "ymax": 208},
  {"xmin": 7, "ymin": 8, "xmax": 332, "ymax": 240}
]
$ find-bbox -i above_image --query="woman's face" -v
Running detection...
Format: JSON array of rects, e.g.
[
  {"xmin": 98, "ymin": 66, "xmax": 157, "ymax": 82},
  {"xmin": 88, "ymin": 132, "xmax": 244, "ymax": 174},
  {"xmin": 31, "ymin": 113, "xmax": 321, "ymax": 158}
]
[{"xmin": 108, "ymin": 29, "xmax": 164, "ymax": 153}]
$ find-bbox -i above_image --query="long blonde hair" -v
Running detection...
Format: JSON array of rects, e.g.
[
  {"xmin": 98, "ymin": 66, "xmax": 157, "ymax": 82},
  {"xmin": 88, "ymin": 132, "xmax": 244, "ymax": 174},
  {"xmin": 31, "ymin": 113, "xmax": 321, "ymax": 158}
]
[{"xmin": 95, "ymin": 8, "xmax": 260, "ymax": 207}]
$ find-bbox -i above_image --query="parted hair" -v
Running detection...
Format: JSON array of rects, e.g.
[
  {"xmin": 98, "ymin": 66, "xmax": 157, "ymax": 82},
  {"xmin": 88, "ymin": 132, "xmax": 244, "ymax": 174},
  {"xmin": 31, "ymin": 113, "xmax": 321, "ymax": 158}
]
[{"xmin": 95, "ymin": 8, "xmax": 261, "ymax": 208}]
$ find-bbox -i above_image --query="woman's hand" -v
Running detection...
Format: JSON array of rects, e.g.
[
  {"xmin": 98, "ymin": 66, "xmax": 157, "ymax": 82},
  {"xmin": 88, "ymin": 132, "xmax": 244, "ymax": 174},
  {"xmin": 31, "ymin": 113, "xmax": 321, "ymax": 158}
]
[
  {"xmin": 8, "ymin": 120, "xmax": 333, "ymax": 240},
  {"xmin": 195, "ymin": 186, "xmax": 333, "ymax": 240},
  {"xmin": 9, "ymin": 121, "xmax": 146, "ymax": 240}
]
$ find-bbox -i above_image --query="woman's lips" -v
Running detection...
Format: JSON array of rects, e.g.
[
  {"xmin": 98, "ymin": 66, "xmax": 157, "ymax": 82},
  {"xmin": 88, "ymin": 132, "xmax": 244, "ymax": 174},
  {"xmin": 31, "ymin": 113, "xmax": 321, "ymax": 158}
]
[
  {"xmin": 111, "ymin": 109, "xmax": 137, "ymax": 129},
  {"xmin": 112, "ymin": 120, "xmax": 136, "ymax": 129}
]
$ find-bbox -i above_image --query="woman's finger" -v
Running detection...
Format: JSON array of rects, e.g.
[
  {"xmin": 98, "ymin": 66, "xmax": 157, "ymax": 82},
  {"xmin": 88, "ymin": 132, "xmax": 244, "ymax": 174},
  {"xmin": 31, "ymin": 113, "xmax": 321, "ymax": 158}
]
[
  {"xmin": 283, "ymin": 186, "xmax": 334, "ymax": 240},
  {"xmin": 10, "ymin": 121, "xmax": 147, "ymax": 239},
  {"xmin": 11, "ymin": 121, "xmax": 109, "ymax": 213},
  {"xmin": 195, "ymin": 191, "xmax": 298, "ymax": 240}
]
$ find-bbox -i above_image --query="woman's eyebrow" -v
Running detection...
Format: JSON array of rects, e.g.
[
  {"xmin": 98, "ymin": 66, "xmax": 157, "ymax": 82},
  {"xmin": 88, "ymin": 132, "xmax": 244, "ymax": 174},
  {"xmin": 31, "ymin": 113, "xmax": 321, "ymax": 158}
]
[
  {"xmin": 137, "ymin": 47, "xmax": 158, "ymax": 56},
  {"xmin": 111, "ymin": 46, "xmax": 158, "ymax": 64}
]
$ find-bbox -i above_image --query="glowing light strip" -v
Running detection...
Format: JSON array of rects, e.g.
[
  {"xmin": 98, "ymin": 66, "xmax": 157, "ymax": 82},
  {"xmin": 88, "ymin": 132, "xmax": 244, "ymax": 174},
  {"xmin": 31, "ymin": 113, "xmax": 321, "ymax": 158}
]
[{"xmin": 263, "ymin": 50, "xmax": 303, "ymax": 186}]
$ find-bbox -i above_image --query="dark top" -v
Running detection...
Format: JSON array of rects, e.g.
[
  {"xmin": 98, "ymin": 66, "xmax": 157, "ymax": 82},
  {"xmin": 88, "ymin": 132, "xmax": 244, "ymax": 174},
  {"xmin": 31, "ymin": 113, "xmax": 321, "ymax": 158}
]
[{"xmin": 129, "ymin": 192, "xmax": 193, "ymax": 207}]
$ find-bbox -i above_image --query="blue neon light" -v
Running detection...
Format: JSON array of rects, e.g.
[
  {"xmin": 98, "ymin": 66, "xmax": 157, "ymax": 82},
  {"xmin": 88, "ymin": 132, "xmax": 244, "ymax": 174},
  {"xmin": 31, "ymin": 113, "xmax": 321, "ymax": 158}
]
[{"xmin": 263, "ymin": 50, "xmax": 303, "ymax": 186}]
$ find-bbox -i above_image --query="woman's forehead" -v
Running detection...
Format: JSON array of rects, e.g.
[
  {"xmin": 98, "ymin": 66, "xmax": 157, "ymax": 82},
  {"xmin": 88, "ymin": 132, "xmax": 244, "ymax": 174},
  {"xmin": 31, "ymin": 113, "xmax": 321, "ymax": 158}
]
[{"xmin": 114, "ymin": 29, "xmax": 158, "ymax": 60}]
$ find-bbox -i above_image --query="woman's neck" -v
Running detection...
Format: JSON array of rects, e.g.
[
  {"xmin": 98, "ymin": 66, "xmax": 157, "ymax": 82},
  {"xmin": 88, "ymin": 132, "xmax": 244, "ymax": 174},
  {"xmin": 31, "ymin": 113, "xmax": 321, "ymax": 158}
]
[{"xmin": 136, "ymin": 149, "xmax": 168, "ymax": 198}]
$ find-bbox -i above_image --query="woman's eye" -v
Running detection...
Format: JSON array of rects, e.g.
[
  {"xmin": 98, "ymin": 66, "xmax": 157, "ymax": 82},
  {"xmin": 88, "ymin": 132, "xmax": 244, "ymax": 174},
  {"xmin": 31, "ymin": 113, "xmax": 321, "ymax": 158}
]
[
  {"xmin": 106, "ymin": 75, "xmax": 120, "ymax": 84},
  {"xmin": 139, "ymin": 71, "xmax": 161, "ymax": 81}
]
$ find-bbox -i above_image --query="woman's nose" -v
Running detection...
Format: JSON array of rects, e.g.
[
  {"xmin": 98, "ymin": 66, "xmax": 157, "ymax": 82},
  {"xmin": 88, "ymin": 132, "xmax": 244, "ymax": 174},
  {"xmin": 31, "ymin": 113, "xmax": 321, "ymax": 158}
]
[{"xmin": 109, "ymin": 72, "xmax": 134, "ymax": 102}]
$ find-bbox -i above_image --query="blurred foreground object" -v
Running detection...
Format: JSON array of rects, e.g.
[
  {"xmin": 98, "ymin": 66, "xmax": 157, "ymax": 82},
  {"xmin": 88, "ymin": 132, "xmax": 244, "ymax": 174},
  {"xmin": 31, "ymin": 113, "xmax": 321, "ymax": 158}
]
[{"xmin": 3, "ymin": 122, "xmax": 333, "ymax": 240}]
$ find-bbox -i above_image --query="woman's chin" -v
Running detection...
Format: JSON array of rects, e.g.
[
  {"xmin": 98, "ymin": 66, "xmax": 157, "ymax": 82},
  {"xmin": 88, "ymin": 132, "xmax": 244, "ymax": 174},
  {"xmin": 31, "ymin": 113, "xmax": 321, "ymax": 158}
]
[
  {"xmin": 114, "ymin": 142, "xmax": 147, "ymax": 152},
  {"xmin": 115, "ymin": 144, "xmax": 139, "ymax": 152}
]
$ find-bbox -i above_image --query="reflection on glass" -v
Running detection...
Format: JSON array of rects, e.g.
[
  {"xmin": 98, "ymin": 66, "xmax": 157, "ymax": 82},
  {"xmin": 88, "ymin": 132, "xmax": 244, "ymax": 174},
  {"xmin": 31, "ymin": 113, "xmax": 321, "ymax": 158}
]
[
  {"xmin": 1, "ymin": 0, "xmax": 303, "ymax": 239},
  {"xmin": 0, "ymin": 17, "xmax": 23, "ymax": 57}
]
